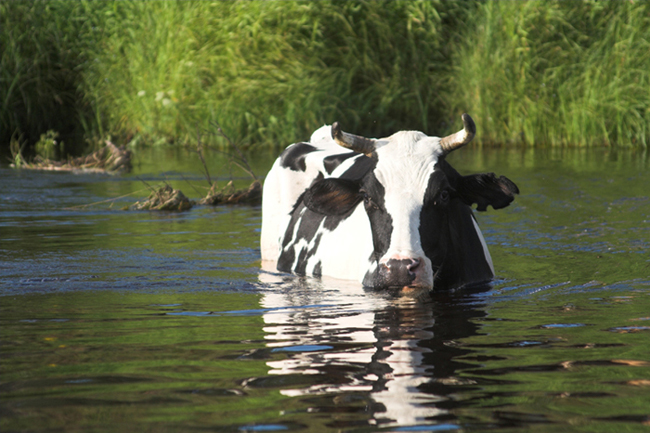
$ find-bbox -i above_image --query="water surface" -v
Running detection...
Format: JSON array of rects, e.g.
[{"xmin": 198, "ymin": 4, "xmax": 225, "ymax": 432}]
[{"xmin": 1, "ymin": 146, "xmax": 649, "ymax": 432}]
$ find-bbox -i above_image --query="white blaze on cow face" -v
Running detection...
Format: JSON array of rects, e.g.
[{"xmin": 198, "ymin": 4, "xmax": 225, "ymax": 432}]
[{"xmin": 371, "ymin": 131, "xmax": 448, "ymax": 289}]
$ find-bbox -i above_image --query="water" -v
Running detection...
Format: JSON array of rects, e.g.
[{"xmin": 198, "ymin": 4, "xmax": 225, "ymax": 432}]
[{"xmin": 1, "ymin": 146, "xmax": 649, "ymax": 432}]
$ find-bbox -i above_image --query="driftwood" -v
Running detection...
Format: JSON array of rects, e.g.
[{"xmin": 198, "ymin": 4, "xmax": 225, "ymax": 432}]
[
  {"xmin": 132, "ymin": 185, "xmax": 194, "ymax": 211},
  {"xmin": 45, "ymin": 122, "xmax": 261, "ymax": 212},
  {"xmin": 128, "ymin": 180, "xmax": 260, "ymax": 212},
  {"xmin": 11, "ymin": 141, "xmax": 131, "ymax": 173},
  {"xmin": 200, "ymin": 180, "xmax": 262, "ymax": 206}
]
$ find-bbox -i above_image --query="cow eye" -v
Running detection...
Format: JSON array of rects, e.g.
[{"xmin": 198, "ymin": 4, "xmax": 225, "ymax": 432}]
[
  {"xmin": 432, "ymin": 189, "xmax": 450, "ymax": 207},
  {"xmin": 360, "ymin": 190, "xmax": 379, "ymax": 210}
]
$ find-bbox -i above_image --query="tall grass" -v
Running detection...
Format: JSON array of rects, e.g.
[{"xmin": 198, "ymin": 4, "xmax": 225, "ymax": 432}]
[
  {"xmin": 1, "ymin": 0, "xmax": 649, "ymax": 153},
  {"xmin": 82, "ymin": 1, "xmax": 467, "ymax": 147},
  {"xmin": 449, "ymin": 1, "xmax": 650, "ymax": 147},
  {"xmin": 0, "ymin": 1, "xmax": 104, "ymax": 153}
]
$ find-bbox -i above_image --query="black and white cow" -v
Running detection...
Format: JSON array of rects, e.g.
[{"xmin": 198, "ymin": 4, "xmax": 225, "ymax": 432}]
[{"xmin": 260, "ymin": 114, "xmax": 518, "ymax": 293}]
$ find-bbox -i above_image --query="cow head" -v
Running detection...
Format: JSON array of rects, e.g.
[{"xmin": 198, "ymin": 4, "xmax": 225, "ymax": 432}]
[{"xmin": 302, "ymin": 114, "xmax": 519, "ymax": 292}]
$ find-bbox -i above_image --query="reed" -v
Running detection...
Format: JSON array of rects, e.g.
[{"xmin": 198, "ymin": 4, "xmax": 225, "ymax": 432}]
[
  {"xmin": 1, "ymin": 0, "xmax": 648, "ymax": 153},
  {"xmin": 81, "ymin": 1, "xmax": 466, "ymax": 148},
  {"xmin": 448, "ymin": 1, "xmax": 650, "ymax": 147},
  {"xmin": 0, "ymin": 0, "xmax": 103, "ymax": 154}
]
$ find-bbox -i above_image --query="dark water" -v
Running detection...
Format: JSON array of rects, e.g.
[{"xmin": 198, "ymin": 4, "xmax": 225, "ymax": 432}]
[{"xmin": 1, "ymin": 146, "xmax": 649, "ymax": 432}]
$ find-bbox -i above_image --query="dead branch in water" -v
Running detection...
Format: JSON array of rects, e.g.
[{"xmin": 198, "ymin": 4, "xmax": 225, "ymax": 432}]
[
  {"xmin": 65, "ymin": 188, "xmax": 151, "ymax": 210},
  {"xmin": 199, "ymin": 180, "xmax": 262, "ymax": 206},
  {"xmin": 132, "ymin": 185, "xmax": 194, "ymax": 211},
  {"xmin": 10, "ymin": 141, "xmax": 132, "ymax": 173},
  {"xmin": 195, "ymin": 126, "xmax": 213, "ymax": 187},
  {"xmin": 210, "ymin": 121, "xmax": 257, "ymax": 181}
]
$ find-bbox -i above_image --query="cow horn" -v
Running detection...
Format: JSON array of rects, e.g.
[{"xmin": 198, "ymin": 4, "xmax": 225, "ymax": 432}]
[
  {"xmin": 332, "ymin": 122, "xmax": 376, "ymax": 156},
  {"xmin": 439, "ymin": 113, "xmax": 476, "ymax": 154}
]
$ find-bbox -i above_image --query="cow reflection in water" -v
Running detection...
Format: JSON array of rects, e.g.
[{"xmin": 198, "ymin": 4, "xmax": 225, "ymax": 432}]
[{"xmin": 258, "ymin": 271, "xmax": 485, "ymax": 429}]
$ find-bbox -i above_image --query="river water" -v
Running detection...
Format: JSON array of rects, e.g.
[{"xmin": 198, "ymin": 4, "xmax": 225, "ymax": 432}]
[{"xmin": 1, "ymin": 146, "xmax": 649, "ymax": 432}]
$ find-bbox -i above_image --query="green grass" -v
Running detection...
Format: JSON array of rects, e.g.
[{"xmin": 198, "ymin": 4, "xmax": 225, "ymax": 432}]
[
  {"xmin": 81, "ymin": 1, "xmax": 467, "ymax": 147},
  {"xmin": 0, "ymin": 1, "xmax": 102, "ymax": 154},
  {"xmin": 448, "ymin": 1, "xmax": 650, "ymax": 147},
  {"xmin": 1, "ymin": 0, "xmax": 648, "ymax": 154}
]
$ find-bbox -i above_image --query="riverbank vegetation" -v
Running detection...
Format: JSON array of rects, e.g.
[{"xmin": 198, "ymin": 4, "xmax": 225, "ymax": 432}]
[{"xmin": 2, "ymin": 0, "xmax": 649, "ymax": 156}]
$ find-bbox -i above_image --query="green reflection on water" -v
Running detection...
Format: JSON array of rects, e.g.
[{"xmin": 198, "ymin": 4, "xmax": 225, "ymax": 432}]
[
  {"xmin": 0, "ymin": 291, "xmax": 290, "ymax": 431},
  {"xmin": 453, "ymin": 285, "xmax": 650, "ymax": 428},
  {"xmin": 448, "ymin": 146, "xmax": 650, "ymax": 288}
]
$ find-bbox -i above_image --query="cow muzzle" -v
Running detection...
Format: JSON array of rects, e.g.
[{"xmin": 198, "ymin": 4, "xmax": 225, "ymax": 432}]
[{"xmin": 377, "ymin": 257, "xmax": 430, "ymax": 290}]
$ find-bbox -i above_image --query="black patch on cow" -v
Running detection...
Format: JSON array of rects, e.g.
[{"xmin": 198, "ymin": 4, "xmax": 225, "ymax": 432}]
[
  {"xmin": 322, "ymin": 211, "xmax": 352, "ymax": 232},
  {"xmin": 283, "ymin": 164, "xmax": 394, "ymax": 287},
  {"xmin": 359, "ymin": 172, "xmax": 392, "ymax": 260},
  {"xmin": 338, "ymin": 155, "xmax": 376, "ymax": 181},
  {"xmin": 277, "ymin": 242, "xmax": 295, "ymax": 272},
  {"xmin": 421, "ymin": 169, "xmax": 453, "ymax": 207},
  {"xmin": 418, "ymin": 165, "xmax": 496, "ymax": 290},
  {"xmin": 358, "ymin": 172, "xmax": 394, "ymax": 288},
  {"xmin": 294, "ymin": 233, "xmax": 323, "ymax": 275},
  {"xmin": 278, "ymin": 200, "xmax": 328, "ymax": 274},
  {"xmin": 323, "ymin": 152, "xmax": 357, "ymax": 175},
  {"xmin": 278, "ymin": 204, "xmax": 353, "ymax": 275},
  {"xmin": 280, "ymin": 142, "xmax": 317, "ymax": 172}
]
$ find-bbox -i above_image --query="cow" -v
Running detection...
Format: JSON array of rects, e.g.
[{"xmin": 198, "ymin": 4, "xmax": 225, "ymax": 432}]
[{"xmin": 260, "ymin": 114, "xmax": 518, "ymax": 294}]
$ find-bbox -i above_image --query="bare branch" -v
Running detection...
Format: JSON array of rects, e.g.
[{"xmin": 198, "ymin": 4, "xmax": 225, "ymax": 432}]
[
  {"xmin": 196, "ymin": 126, "xmax": 214, "ymax": 187},
  {"xmin": 210, "ymin": 120, "xmax": 257, "ymax": 181}
]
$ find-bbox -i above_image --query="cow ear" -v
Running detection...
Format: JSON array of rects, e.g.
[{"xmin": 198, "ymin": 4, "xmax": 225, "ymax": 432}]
[
  {"xmin": 303, "ymin": 179, "xmax": 362, "ymax": 216},
  {"xmin": 457, "ymin": 173, "xmax": 519, "ymax": 211}
]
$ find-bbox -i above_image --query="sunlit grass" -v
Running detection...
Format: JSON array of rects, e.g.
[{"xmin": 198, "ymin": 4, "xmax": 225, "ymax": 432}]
[
  {"xmin": 1, "ymin": 1, "xmax": 648, "ymax": 152},
  {"xmin": 82, "ymin": 1, "xmax": 465, "ymax": 148},
  {"xmin": 448, "ymin": 1, "xmax": 650, "ymax": 147}
]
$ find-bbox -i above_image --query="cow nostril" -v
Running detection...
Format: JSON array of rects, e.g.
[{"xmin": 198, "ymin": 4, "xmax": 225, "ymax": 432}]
[{"xmin": 407, "ymin": 258, "xmax": 420, "ymax": 272}]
